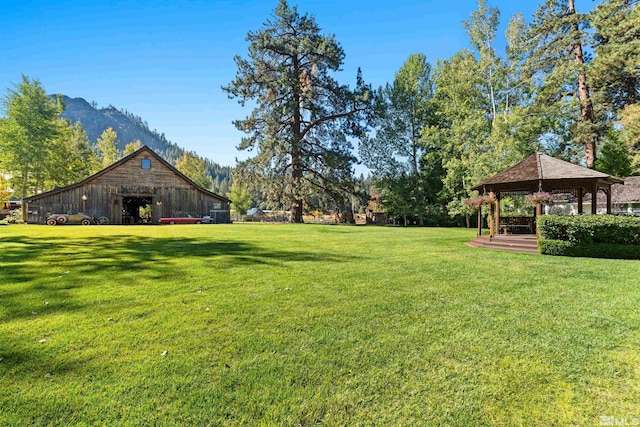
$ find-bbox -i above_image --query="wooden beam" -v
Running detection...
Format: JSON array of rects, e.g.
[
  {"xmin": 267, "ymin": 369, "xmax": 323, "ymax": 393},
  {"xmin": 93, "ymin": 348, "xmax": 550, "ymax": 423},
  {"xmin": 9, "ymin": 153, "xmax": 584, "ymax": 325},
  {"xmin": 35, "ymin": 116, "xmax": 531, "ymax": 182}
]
[
  {"xmin": 606, "ymin": 185, "xmax": 612, "ymax": 214},
  {"xmin": 591, "ymin": 184, "xmax": 598, "ymax": 215},
  {"xmin": 489, "ymin": 192, "xmax": 495, "ymax": 238},
  {"xmin": 495, "ymin": 194, "xmax": 501, "ymax": 235},
  {"xmin": 577, "ymin": 189, "xmax": 583, "ymax": 214},
  {"xmin": 477, "ymin": 205, "xmax": 482, "ymax": 238}
]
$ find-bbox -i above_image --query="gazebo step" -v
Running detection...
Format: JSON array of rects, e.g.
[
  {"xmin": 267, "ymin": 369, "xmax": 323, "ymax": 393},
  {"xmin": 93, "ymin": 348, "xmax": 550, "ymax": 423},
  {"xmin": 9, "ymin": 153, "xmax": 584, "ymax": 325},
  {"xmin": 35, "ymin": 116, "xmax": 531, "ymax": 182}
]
[{"xmin": 466, "ymin": 235, "xmax": 539, "ymax": 254}]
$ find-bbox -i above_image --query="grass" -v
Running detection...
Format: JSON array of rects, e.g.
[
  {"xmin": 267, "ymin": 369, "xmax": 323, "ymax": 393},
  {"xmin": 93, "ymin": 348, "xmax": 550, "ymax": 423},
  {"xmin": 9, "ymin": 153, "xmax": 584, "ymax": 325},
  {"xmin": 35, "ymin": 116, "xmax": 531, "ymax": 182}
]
[{"xmin": 1, "ymin": 223, "xmax": 639, "ymax": 426}]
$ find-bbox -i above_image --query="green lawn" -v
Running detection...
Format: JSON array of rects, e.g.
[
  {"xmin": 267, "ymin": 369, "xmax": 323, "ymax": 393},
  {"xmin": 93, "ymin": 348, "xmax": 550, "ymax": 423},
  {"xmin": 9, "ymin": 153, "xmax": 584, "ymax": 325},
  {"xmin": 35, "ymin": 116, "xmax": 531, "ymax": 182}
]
[{"xmin": 1, "ymin": 224, "xmax": 639, "ymax": 426}]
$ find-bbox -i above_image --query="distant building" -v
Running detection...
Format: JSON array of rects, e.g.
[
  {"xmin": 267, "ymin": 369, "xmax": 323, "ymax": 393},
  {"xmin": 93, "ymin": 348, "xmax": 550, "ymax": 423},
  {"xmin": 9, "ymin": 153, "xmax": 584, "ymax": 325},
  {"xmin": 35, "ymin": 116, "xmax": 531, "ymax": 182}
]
[
  {"xmin": 366, "ymin": 194, "xmax": 388, "ymax": 225},
  {"xmin": 245, "ymin": 207, "xmax": 265, "ymax": 221},
  {"xmin": 23, "ymin": 146, "xmax": 231, "ymax": 224},
  {"xmin": 1, "ymin": 199, "xmax": 21, "ymax": 220},
  {"xmin": 547, "ymin": 176, "xmax": 640, "ymax": 216},
  {"xmin": 611, "ymin": 176, "xmax": 640, "ymax": 215}
]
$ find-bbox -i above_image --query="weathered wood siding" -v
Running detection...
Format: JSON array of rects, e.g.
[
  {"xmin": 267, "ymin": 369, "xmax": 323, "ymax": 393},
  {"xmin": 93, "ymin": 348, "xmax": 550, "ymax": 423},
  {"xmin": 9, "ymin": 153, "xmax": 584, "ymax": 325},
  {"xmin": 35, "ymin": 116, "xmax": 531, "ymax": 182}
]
[
  {"xmin": 24, "ymin": 148, "xmax": 230, "ymax": 224},
  {"xmin": 91, "ymin": 151, "xmax": 188, "ymax": 187}
]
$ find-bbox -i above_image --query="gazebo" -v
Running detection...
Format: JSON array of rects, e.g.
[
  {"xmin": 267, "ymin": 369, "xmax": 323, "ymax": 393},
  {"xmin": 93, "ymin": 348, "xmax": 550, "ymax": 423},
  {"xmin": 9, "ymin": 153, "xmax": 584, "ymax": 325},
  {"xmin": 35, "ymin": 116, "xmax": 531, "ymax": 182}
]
[{"xmin": 470, "ymin": 152, "xmax": 624, "ymax": 238}]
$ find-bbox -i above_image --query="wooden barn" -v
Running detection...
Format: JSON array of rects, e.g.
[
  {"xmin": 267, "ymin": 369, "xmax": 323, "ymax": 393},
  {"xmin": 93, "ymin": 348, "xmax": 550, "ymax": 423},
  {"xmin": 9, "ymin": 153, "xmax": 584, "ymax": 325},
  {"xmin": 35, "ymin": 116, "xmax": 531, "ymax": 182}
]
[{"xmin": 23, "ymin": 146, "xmax": 231, "ymax": 225}]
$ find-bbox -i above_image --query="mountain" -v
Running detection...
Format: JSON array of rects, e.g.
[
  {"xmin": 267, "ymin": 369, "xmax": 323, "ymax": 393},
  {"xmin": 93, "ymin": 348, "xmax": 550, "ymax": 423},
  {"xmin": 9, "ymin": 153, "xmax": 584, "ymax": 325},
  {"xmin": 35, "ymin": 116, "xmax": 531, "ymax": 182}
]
[{"xmin": 57, "ymin": 95, "xmax": 232, "ymax": 195}]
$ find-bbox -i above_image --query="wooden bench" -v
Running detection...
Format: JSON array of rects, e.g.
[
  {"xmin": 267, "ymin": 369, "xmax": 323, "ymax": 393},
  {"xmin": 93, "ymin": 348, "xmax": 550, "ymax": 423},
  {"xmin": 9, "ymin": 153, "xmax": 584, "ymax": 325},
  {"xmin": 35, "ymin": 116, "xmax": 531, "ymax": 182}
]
[{"xmin": 499, "ymin": 216, "xmax": 534, "ymax": 234}]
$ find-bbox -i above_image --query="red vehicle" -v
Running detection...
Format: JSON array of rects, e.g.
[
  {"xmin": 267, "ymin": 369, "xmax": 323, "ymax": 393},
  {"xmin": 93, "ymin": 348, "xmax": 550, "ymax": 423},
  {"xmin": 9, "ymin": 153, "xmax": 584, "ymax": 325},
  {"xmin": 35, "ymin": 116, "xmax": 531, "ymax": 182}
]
[{"xmin": 159, "ymin": 215, "xmax": 210, "ymax": 224}]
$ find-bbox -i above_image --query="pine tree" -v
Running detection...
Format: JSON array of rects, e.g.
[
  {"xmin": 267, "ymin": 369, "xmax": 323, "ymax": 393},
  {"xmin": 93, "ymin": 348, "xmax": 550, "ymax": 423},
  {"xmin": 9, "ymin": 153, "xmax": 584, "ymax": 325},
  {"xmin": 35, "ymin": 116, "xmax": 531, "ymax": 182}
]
[
  {"xmin": 590, "ymin": 0, "xmax": 639, "ymax": 112},
  {"xmin": 223, "ymin": 0, "xmax": 372, "ymax": 222},
  {"xmin": 526, "ymin": 0, "xmax": 600, "ymax": 168}
]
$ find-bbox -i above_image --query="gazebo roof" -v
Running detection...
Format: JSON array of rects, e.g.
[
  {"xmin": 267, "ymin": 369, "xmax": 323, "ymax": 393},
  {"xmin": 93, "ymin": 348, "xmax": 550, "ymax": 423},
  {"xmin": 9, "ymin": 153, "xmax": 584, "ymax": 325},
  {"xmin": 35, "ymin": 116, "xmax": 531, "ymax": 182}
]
[{"xmin": 471, "ymin": 152, "xmax": 623, "ymax": 191}]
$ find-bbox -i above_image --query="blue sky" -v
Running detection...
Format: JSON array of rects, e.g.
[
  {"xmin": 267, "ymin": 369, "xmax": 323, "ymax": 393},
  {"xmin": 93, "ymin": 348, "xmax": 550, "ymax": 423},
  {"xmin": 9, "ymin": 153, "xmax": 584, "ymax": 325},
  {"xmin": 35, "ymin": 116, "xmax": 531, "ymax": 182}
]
[{"xmin": 1, "ymin": 0, "xmax": 560, "ymax": 167}]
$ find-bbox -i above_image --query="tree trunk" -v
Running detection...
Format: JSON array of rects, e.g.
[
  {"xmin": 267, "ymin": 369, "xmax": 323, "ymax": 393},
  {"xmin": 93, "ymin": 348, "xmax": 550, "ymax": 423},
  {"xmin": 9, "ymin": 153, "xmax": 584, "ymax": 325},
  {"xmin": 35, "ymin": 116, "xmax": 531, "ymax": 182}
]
[
  {"xmin": 411, "ymin": 113, "xmax": 424, "ymax": 226},
  {"xmin": 291, "ymin": 151, "xmax": 303, "ymax": 223},
  {"xmin": 569, "ymin": 0, "xmax": 596, "ymax": 168},
  {"xmin": 21, "ymin": 162, "xmax": 29, "ymax": 199},
  {"xmin": 291, "ymin": 55, "xmax": 304, "ymax": 223}
]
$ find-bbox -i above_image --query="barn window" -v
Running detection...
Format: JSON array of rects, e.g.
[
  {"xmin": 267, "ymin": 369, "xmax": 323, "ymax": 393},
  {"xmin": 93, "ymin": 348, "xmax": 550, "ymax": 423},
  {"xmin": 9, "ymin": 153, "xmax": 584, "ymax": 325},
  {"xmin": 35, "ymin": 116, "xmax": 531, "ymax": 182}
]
[{"xmin": 141, "ymin": 159, "xmax": 151, "ymax": 169}]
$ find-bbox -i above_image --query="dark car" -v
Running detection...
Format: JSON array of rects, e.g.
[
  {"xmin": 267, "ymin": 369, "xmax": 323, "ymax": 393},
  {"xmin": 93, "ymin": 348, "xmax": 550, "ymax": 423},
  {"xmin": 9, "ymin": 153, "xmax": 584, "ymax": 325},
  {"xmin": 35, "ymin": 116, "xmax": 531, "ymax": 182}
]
[{"xmin": 46, "ymin": 213, "xmax": 96, "ymax": 226}]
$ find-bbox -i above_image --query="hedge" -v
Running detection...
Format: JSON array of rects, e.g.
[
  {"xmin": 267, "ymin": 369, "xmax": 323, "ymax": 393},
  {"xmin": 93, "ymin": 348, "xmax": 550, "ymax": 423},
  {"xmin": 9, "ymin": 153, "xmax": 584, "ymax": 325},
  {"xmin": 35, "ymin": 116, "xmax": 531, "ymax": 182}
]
[
  {"xmin": 537, "ymin": 215, "xmax": 640, "ymax": 259},
  {"xmin": 538, "ymin": 239, "xmax": 640, "ymax": 259},
  {"xmin": 537, "ymin": 215, "xmax": 640, "ymax": 245}
]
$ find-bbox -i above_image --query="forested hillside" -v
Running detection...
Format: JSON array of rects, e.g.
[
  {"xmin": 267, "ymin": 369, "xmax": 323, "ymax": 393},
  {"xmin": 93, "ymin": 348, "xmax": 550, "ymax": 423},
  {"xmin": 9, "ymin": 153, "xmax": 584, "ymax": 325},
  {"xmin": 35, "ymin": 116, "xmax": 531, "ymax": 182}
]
[{"xmin": 59, "ymin": 96, "xmax": 232, "ymax": 194}]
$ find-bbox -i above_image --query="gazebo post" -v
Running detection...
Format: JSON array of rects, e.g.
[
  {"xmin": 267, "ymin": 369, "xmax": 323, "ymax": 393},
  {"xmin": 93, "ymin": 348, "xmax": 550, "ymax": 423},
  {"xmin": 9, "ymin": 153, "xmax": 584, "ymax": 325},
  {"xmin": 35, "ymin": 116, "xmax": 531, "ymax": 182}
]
[
  {"xmin": 535, "ymin": 203, "xmax": 541, "ymax": 238},
  {"xmin": 577, "ymin": 189, "xmax": 583, "ymax": 214},
  {"xmin": 591, "ymin": 184, "xmax": 598, "ymax": 215},
  {"xmin": 489, "ymin": 192, "xmax": 495, "ymax": 238},
  {"xmin": 606, "ymin": 185, "xmax": 612, "ymax": 214},
  {"xmin": 495, "ymin": 193, "xmax": 500, "ymax": 236},
  {"xmin": 477, "ymin": 205, "xmax": 482, "ymax": 238}
]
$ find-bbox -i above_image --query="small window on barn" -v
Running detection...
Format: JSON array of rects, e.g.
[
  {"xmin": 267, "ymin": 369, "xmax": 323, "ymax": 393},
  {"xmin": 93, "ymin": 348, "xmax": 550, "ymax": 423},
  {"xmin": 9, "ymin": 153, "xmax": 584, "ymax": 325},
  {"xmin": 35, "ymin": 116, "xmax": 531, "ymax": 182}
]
[{"xmin": 141, "ymin": 159, "xmax": 151, "ymax": 169}]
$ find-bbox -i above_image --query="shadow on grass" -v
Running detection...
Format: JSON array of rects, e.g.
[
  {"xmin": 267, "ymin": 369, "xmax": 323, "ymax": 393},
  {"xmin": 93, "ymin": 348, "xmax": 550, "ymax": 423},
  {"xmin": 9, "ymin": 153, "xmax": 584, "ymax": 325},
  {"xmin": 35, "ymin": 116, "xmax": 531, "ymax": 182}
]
[
  {"xmin": 1, "ymin": 234, "xmax": 357, "ymax": 321},
  {"xmin": 2, "ymin": 234, "xmax": 352, "ymax": 267}
]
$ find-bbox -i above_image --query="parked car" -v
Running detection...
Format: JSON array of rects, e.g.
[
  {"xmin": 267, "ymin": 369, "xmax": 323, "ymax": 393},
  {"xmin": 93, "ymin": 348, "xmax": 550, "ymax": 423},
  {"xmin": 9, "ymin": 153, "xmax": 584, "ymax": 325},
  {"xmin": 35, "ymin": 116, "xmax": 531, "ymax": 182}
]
[
  {"xmin": 46, "ymin": 213, "xmax": 103, "ymax": 225},
  {"xmin": 159, "ymin": 215, "xmax": 210, "ymax": 224},
  {"xmin": 47, "ymin": 213, "xmax": 96, "ymax": 225}
]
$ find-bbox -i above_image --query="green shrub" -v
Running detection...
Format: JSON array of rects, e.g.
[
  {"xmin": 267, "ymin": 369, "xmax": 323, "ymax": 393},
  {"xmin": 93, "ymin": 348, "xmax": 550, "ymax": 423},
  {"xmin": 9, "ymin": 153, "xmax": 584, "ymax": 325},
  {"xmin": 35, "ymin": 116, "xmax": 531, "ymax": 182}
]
[
  {"xmin": 537, "ymin": 215, "xmax": 640, "ymax": 245},
  {"xmin": 538, "ymin": 239, "xmax": 640, "ymax": 259}
]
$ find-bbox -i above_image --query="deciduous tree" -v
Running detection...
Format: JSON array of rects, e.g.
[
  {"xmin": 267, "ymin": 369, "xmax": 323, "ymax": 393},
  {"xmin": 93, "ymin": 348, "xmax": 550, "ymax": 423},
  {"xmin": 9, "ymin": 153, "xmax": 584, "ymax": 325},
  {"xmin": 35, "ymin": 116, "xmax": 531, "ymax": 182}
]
[
  {"xmin": 46, "ymin": 120, "xmax": 98, "ymax": 187},
  {"xmin": 95, "ymin": 127, "xmax": 120, "ymax": 169},
  {"xmin": 226, "ymin": 181, "xmax": 252, "ymax": 215},
  {"xmin": 0, "ymin": 76, "xmax": 63, "ymax": 196},
  {"xmin": 360, "ymin": 53, "xmax": 437, "ymax": 225},
  {"xmin": 123, "ymin": 140, "xmax": 142, "ymax": 156},
  {"xmin": 176, "ymin": 151, "xmax": 213, "ymax": 189}
]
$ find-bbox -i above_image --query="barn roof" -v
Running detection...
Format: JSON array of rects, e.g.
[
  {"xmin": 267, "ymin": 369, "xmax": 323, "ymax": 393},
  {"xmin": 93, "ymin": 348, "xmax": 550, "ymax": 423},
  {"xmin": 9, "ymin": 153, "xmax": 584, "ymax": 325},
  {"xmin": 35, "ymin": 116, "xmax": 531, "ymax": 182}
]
[
  {"xmin": 471, "ymin": 152, "xmax": 623, "ymax": 191},
  {"xmin": 24, "ymin": 146, "xmax": 230, "ymax": 203}
]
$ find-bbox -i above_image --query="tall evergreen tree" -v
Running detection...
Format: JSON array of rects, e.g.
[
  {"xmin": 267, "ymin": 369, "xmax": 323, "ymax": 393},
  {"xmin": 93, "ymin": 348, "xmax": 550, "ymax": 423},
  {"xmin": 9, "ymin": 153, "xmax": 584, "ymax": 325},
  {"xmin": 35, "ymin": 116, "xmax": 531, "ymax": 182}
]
[
  {"xmin": 526, "ymin": 0, "xmax": 600, "ymax": 168},
  {"xmin": 591, "ymin": 0, "xmax": 640, "ymax": 172},
  {"xmin": 223, "ymin": 0, "xmax": 371, "ymax": 222},
  {"xmin": 591, "ymin": 0, "xmax": 640, "ymax": 112},
  {"xmin": 618, "ymin": 104, "xmax": 640, "ymax": 173}
]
